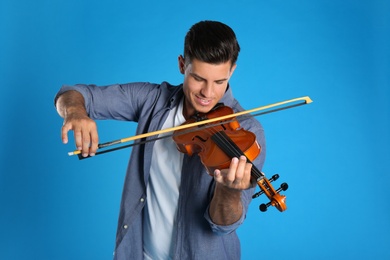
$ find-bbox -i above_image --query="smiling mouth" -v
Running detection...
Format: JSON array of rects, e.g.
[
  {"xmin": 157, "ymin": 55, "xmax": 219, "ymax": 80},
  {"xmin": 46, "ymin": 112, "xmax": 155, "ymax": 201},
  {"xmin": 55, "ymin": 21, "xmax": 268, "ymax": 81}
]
[{"xmin": 195, "ymin": 95, "xmax": 212, "ymax": 106}]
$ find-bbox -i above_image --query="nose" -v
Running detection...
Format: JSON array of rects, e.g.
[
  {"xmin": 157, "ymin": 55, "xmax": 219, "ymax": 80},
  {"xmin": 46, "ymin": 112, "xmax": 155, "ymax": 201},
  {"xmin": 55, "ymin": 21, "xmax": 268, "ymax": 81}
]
[{"xmin": 200, "ymin": 82, "xmax": 213, "ymax": 98}]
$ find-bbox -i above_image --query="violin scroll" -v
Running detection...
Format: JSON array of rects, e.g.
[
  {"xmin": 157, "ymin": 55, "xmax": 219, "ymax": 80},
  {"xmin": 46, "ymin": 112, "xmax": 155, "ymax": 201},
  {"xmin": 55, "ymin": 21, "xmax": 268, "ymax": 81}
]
[{"xmin": 252, "ymin": 173, "xmax": 288, "ymax": 212}]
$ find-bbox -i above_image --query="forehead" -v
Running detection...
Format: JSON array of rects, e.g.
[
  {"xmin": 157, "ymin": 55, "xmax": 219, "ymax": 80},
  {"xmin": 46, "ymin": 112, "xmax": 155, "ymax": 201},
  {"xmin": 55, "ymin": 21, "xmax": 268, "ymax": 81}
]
[{"xmin": 188, "ymin": 59, "xmax": 233, "ymax": 79}]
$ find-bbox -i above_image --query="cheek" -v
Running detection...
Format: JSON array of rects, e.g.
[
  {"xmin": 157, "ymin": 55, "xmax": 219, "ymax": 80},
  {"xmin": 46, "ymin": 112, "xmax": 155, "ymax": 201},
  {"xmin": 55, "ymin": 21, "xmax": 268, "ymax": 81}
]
[
  {"xmin": 184, "ymin": 78, "xmax": 201, "ymax": 93},
  {"xmin": 182, "ymin": 81, "xmax": 195, "ymax": 101},
  {"xmin": 216, "ymin": 84, "xmax": 228, "ymax": 97}
]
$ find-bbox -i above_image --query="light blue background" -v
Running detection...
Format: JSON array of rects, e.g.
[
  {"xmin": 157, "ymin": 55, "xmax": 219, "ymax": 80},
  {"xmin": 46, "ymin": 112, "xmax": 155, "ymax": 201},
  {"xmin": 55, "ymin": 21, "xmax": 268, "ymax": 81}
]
[{"xmin": 1, "ymin": 0, "xmax": 389, "ymax": 259}]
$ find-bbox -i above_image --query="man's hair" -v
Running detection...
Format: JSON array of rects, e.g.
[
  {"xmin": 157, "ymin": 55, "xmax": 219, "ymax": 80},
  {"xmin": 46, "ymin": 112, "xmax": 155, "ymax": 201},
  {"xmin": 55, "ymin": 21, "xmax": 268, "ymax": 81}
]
[{"xmin": 184, "ymin": 21, "xmax": 240, "ymax": 67}]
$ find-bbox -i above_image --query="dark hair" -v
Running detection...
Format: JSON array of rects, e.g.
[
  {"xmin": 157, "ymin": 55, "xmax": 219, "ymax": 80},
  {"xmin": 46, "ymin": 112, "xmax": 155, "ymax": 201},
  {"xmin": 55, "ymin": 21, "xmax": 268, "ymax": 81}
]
[{"xmin": 184, "ymin": 21, "xmax": 240, "ymax": 67}]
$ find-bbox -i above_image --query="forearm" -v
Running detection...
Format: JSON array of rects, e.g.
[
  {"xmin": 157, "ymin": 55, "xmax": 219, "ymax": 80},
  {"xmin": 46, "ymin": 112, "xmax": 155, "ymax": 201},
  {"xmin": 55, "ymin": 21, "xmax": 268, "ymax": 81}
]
[{"xmin": 209, "ymin": 183, "xmax": 243, "ymax": 225}]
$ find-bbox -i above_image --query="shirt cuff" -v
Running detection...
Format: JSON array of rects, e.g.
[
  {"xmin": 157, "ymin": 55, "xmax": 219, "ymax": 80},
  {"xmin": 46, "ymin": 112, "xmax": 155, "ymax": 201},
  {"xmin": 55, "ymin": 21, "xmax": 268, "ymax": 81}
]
[{"xmin": 203, "ymin": 204, "xmax": 245, "ymax": 236}]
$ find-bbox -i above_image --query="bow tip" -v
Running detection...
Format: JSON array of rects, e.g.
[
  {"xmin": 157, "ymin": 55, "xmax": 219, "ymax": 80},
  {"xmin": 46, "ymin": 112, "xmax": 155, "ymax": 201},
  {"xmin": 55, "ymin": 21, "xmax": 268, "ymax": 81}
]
[{"xmin": 304, "ymin": 96, "xmax": 313, "ymax": 104}]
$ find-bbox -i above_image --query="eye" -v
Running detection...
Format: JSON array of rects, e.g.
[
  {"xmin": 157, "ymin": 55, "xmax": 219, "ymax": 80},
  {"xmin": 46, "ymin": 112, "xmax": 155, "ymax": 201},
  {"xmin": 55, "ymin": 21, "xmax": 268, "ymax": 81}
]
[{"xmin": 193, "ymin": 75, "xmax": 203, "ymax": 82}]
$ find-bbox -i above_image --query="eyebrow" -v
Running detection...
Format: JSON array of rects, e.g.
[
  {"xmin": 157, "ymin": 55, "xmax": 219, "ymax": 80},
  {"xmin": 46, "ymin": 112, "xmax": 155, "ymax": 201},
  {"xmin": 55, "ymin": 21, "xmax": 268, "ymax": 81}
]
[{"xmin": 190, "ymin": 72, "xmax": 229, "ymax": 82}]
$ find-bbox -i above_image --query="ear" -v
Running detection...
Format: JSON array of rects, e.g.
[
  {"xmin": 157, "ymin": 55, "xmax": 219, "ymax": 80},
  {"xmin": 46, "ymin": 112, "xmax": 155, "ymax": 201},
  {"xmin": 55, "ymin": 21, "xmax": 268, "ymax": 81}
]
[{"xmin": 178, "ymin": 55, "xmax": 185, "ymax": 74}]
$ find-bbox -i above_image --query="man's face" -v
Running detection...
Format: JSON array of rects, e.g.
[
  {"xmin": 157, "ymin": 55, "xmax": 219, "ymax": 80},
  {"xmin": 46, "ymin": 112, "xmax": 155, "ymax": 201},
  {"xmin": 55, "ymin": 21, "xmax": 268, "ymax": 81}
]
[{"xmin": 179, "ymin": 56, "xmax": 236, "ymax": 119}]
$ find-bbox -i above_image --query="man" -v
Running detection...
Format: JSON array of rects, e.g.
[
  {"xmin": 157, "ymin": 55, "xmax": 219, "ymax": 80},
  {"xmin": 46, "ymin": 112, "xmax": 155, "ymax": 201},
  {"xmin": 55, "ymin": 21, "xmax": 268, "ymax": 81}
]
[{"xmin": 55, "ymin": 20, "xmax": 266, "ymax": 259}]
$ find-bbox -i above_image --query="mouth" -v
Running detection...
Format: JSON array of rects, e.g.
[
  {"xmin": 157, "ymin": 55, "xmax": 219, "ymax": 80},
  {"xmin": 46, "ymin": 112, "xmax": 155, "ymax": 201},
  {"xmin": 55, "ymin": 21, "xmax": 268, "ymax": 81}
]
[{"xmin": 195, "ymin": 95, "xmax": 213, "ymax": 106}]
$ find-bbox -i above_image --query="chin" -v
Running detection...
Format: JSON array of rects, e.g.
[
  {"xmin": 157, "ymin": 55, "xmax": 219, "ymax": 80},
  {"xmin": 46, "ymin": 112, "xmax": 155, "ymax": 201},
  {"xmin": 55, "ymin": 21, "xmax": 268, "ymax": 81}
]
[
  {"xmin": 195, "ymin": 105, "xmax": 214, "ymax": 114},
  {"xmin": 188, "ymin": 98, "xmax": 216, "ymax": 115}
]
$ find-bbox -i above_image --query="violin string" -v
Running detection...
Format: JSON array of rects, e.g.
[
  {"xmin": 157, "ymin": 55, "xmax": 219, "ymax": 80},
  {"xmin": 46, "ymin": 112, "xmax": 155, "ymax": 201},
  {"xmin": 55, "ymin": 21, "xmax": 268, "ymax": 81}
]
[
  {"xmin": 204, "ymin": 124, "xmax": 264, "ymax": 180},
  {"xmin": 214, "ymin": 131, "xmax": 263, "ymax": 180}
]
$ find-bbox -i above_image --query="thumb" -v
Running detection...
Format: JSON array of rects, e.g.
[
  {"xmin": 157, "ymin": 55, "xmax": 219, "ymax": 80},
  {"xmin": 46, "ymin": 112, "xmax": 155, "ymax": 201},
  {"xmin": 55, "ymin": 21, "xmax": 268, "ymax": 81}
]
[{"xmin": 213, "ymin": 169, "xmax": 223, "ymax": 183}]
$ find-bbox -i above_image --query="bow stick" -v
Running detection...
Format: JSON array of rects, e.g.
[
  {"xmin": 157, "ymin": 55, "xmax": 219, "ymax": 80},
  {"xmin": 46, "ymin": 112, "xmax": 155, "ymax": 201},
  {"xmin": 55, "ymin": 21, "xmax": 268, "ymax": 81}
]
[{"xmin": 68, "ymin": 96, "xmax": 312, "ymax": 158}]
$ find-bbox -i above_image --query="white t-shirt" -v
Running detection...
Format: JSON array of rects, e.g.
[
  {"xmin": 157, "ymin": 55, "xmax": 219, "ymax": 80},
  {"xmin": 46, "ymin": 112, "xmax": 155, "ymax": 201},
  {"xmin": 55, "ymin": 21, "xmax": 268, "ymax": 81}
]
[{"xmin": 143, "ymin": 99, "xmax": 186, "ymax": 260}]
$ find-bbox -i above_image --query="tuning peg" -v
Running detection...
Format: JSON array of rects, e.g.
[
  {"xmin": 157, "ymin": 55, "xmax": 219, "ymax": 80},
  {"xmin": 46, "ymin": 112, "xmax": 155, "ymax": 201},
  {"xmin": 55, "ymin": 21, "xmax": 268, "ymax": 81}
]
[
  {"xmin": 269, "ymin": 174, "xmax": 279, "ymax": 182},
  {"xmin": 252, "ymin": 189, "xmax": 264, "ymax": 199},
  {"xmin": 259, "ymin": 202, "xmax": 271, "ymax": 212},
  {"xmin": 277, "ymin": 182, "xmax": 288, "ymax": 192}
]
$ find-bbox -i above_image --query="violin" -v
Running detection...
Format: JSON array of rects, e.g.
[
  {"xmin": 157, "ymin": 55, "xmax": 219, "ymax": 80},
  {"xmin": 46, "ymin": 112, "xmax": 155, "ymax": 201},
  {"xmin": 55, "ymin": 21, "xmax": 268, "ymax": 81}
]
[{"xmin": 172, "ymin": 103, "xmax": 288, "ymax": 212}]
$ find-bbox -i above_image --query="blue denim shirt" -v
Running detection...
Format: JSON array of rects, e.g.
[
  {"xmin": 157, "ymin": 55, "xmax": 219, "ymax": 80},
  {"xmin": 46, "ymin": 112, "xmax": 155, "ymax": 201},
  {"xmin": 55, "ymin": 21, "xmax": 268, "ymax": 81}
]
[{"xmin": 55, "ymin": 82, "xmax": 266, "ymax": 259}]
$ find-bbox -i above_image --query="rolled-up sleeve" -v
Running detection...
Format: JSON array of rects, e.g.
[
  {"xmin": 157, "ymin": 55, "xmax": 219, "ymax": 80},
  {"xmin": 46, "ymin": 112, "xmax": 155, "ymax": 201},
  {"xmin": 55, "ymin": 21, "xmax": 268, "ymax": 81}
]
[
  {"xmin": 54, "ymin": 82, "xmax": 158, "ymax": 121},
  {"xmin": 203, "ymin": 187, "xmax": 254, "ymax": 235}
]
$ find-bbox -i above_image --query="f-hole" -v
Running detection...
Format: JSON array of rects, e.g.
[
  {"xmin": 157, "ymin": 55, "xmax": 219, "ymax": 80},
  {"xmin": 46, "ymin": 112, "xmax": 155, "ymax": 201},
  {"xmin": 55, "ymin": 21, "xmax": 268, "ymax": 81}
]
[{"xmin": 192, "ymin": 135, "xmax": 208, "ymax": 142}]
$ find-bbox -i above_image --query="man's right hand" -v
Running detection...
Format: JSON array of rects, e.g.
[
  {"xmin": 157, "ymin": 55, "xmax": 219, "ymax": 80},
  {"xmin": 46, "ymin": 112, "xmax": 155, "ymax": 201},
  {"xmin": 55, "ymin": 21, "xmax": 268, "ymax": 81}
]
[
  {"xmin": 56, "ymin": 90, "xmax": 99, "ymax": 157},
  {"xmin": 62, "ymin": 113, "xmax": 99, "ymax": 157}
]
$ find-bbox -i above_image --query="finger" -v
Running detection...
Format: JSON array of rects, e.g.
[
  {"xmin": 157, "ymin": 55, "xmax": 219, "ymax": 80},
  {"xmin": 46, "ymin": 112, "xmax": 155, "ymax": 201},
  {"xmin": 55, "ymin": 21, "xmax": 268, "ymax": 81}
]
[
  {"xmin": 213, "ymin": 169, "xmax": 223, "ymax": 183},
  {"xmin": 224, "ymin": 157, "xmax": 240, "ymax": 184},
  {"xmin": 236, "ymin": 156, "xmax": 254, "ymax": 187},
  {"xmin": 243, "ymin": 162, "xmax": 253, "ymax": 186},
  {"xmin": 73, "ymin": 126, "xmax": 83, "ymax": 152},
  {"xmin": 234, "ymin": 156, "xmax": 248, "ymax": 181},
  {"xmin": 81, "ymin": 130, "xmax": 91, "ymax": 157},
  {"xmin": 89, "ymin": 128, "xmax": 99, "ymax": 156},
  {"xmin": 61, "ymin": 124, "xmax": 71, "ymax": 144}
]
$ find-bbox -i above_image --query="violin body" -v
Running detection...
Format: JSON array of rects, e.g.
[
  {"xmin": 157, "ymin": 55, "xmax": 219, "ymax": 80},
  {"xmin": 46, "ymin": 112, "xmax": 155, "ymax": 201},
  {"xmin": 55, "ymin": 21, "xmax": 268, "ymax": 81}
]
[{"xmin": 173, "ymin": 105, "xmax": 260, "ymax": 175}]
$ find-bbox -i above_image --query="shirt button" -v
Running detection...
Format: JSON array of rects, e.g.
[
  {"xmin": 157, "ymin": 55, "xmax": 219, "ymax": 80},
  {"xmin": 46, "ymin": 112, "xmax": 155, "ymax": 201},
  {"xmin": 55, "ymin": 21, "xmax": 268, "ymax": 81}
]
[
  {"xmin": 123, "ymin": 224, "xmax": 128, "ymax": 229},
  {"xmin": 140, "ymin": 198, "xmax": 145, "ymax": 202}
]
